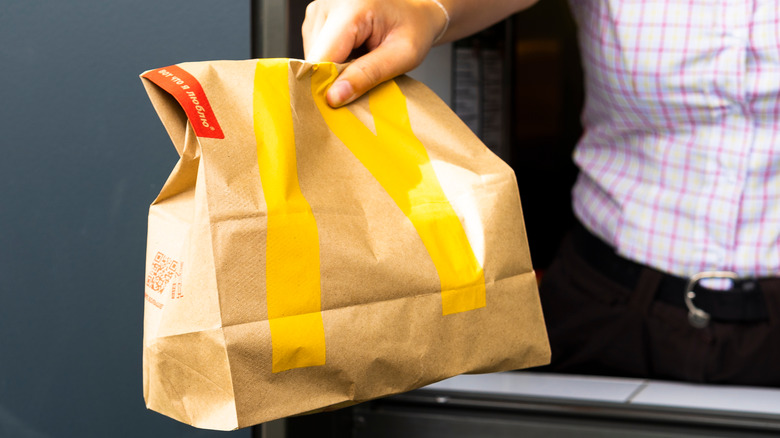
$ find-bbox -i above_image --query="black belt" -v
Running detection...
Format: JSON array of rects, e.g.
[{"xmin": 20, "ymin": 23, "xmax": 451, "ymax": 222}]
[{"xmin": 571, "ymin": 222, "xmax": 770, "ymax": 323}]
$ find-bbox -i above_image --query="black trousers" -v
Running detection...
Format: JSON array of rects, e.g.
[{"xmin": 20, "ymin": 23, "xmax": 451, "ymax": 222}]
[{"xmin": 537, "ymin": 226, "xmax": 780, "ymax": 386}]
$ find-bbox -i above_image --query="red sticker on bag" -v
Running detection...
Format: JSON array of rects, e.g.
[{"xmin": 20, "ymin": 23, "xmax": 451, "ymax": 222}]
[{"xmin": 143, "ymin": 64, "xmax": 224, "ymax": 139}]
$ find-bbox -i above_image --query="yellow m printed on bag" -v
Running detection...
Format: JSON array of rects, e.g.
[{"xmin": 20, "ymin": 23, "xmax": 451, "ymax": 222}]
[
  {"xmin": 310, "ymin": 64, "xmax": 487, "ymax": 315},
  {"xmin": 254, "ymin": 61, "xmax": 327, "ymax": 373},
  {"xmin": 254, "ymin": 60, "xmax": 486, "ymax": 373}
]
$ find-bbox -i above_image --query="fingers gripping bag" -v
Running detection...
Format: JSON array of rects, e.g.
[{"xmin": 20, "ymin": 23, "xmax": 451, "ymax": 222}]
[{"xmin": 139, "ymin": 59, "xmax": 550, "ymax": 430}]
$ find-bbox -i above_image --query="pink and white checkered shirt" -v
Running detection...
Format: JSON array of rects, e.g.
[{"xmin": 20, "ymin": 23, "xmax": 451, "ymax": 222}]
[{"xmin": 569, "ymin": 0, "xmax": 780, "ymax": 278}]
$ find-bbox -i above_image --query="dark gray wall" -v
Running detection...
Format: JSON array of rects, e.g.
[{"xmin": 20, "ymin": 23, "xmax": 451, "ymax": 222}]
[{"xmin": 0, "ymin": 1, "xmax": 252, "ymax": 437}]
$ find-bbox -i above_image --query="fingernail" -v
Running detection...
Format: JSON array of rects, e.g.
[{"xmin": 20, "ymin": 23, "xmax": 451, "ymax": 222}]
[{"xmin": 327, "ymin": 80, "xmax": 354, "ymax": 107}]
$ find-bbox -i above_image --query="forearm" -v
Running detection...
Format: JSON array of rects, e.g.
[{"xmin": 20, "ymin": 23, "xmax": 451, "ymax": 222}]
[{"xmin": 436, "ymin": 0, "xmax": 540, "ymax": 44}]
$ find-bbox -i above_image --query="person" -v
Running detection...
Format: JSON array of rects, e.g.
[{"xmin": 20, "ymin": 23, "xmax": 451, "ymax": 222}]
[{"xmin": 303, "ymin": 0, "xmax": 780, "ymax": 386}]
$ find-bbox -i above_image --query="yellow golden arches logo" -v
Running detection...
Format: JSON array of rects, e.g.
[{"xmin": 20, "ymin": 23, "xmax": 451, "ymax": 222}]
[
  {"xmin": 253, "ymin": 60, "xmax": 486, "ymax": 374},
  {"xmin": 254, "ymin": 60, "xmax": 326, "ymax": 373},
  {"xmin": 311, "ymin": 63, "xmax": 486, "ymax": 316}
]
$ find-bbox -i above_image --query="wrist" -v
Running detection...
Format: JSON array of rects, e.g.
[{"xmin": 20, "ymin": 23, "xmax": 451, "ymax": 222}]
[
  {"xmin": 414, "ymin": 0, "xmax": 451, "ymax": 45},
  {"xmin": 427, "ymin": 0, "xmax": 451, "ymax": 43}
]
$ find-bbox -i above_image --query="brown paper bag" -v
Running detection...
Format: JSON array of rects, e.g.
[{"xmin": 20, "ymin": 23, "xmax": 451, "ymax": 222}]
[{"xmin": 140, "ymin": 58, "xmax": 549, "ymax": 430}]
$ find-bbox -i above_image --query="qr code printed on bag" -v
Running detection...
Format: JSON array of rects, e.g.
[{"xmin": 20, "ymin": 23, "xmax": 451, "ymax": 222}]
[{"xmin": 146, "ymin": 251, "xmax": 181, "ymax": 294}]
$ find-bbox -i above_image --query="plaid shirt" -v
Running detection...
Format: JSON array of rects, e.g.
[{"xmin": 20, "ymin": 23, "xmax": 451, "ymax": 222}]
[{"xmin": 569, "ymin": 0, "xmax": 780, "ymax": 278}]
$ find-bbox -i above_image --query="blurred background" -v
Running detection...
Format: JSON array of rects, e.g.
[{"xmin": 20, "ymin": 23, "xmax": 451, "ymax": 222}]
[{"xmin": 1, "ymin": 1, "xmax": 251, "ymax": 437}]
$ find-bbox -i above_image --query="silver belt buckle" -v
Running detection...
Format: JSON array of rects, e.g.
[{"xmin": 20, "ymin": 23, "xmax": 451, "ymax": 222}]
[{"xmin": 684, "ymin": 271, "xmax": 738, "ymax": 328}]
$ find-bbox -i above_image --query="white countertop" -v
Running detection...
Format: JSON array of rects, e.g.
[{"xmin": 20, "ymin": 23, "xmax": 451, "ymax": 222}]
[{"xmin": 422, "ymin": 372, "xmax": 780, "ymax": 416}]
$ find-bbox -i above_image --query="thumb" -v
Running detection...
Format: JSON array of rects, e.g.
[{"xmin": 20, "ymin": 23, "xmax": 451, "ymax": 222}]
[{"xmin": 326, "ymin": 40, "xmax": 423, "ymax": 107}]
